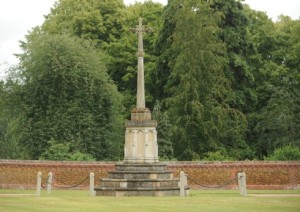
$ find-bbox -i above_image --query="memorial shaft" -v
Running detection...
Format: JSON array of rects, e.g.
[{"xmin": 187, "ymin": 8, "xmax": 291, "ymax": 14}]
[{"xmin": 136, "ymin": 18, "xmax": 146, "ymax": 109}]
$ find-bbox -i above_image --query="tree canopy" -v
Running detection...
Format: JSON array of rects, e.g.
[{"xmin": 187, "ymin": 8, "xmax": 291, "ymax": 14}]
[
  {"xmin": 0, "ymin": 0, "xmax": 299, "ymax": 161},
  {"xmin": 14, "ymin": 32, "xmax": 122, "ymax": 160}
]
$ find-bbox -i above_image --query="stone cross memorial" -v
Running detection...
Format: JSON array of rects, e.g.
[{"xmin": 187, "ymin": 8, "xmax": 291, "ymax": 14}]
[
  {"xmin": 124, "ymin": 18, "xmax": 158, "ymax": 163},
  {"xmin": 95, "ymin": 18, "xmax": 188, "ymax": 196}
]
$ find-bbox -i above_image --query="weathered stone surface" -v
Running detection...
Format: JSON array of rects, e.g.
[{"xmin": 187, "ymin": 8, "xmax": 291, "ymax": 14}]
[
  {"xmin": 100, "ymin": 179, "xmax": 179, "ymax": 188},
  {"xmin": 124, "ymin": 127, "xmax": 158, "ymax": 163},
  {"xmin": 108, "ymin": 171, "xmax": 172, "ymax": 180},
  {"xmin": 95, "ymin": 188, "xmax": 180, "ymax": 197},
  {"xmin": 125, "ymin": 120, "xmax": 157, "ymax": 127},
  {"xmin": 130, "ymin": 108, "xmax": 153, "ymax": 121},
  {"xmin": 94, "ymin": 163, "xmax": 188, "ymax": 196},
  {"xmin": 116, "ymin": 163, "xmax": 166, "ymax": 171}
]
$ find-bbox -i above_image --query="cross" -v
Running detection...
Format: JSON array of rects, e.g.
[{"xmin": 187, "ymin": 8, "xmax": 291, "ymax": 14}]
[
  {"xmin": 130, "ymin": 18, "xmax": 151, "ymax": 57},
  {"xmin": 130, "ymin": 18, "xmax": 151, "ymax": 109}
]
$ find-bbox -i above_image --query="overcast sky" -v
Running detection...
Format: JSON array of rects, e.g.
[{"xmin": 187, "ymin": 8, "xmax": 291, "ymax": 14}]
[{"xmin": 1, "ymin": 0, "xmax": 300, "ymax": 78}]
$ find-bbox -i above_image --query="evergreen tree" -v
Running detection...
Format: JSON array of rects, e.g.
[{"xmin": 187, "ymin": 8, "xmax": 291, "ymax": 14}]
[
  {"xmin": 211, "ymin": 0, "xmax": 257, "ymax": 113},
  {"xmin": 161, "ymin": 0, "xmax": 247, "ymax": 160},
  {"xmin": 152, "ymin": 100, "xmax": 174, "ymax": 159}
]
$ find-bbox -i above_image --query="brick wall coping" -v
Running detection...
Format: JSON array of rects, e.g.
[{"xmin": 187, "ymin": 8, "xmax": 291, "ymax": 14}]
[
  {"xmin": 164, "ymin": 161, "xmax": 300, "ymax": 168},
  {"xmin": 163, "ymin": 161, "xmax": 300, "ymax": 165},
  {"xmin": 0, "ymin": 160, "xmax": 299, "ymax": 166},
  {"xmin": 0, "ymin": 160, "xmax": 116, "ymax": 164}
]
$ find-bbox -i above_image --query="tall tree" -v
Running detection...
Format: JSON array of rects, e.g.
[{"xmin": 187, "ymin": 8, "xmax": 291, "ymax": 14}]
[
  {"xmin": 150, "ymin": 0, "xmax": 177, "ymax": 105},
  {"xmin": 42, "ymin": 0, "xmax": 164, "ymax": 112},
  {"xmin": 245, "ymin": 8, "xmax": 300, "ymax": 158},
  {"xmin": 17, "ymin": 32, "xmax": 123, "ymax": 160},
  {"xmin": 42, "ymin": 0, "xmax": 125, "ymax": 46},
  {"xmin": 211, "ymin": 0, "xmax": 257, "ymax": 113},
  {"xmin": 161, "ymin": 0, "xmax": 247, "ymax": 160}
]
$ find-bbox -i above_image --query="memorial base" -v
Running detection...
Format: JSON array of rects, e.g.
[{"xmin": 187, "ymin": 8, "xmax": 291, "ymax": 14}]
[
  {"xmin": 124, "ymin": 108, "xmax": 158, "ymax": 163},
  {"xmin": 95, "ymin": 163, "xmax": 187, "ymax": 196}
]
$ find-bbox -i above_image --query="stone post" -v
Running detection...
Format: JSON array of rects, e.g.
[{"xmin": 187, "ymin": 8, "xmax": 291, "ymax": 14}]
[
  {"xmin": 238, "ymin": 172, "xmax": 247, "ymax": 197},
  {"xmin": 90, "ymin": 172, "xmax": 95, "ymax": 197},
  {"xmin": 47, "ymin": 172, "xmax": 53, "ymax": 194},
  {"xmin": 36, "ymin": 172, "xmax": 42, "ymax": 196},
  {"xmin": 180, "ymin": 171, "xmax": 188, "ymax": 197}
]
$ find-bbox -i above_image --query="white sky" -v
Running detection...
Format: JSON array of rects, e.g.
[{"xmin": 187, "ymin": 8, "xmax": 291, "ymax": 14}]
[{"xmin": 0, "ymin": 0, "xmax": 299, "ymax": 78}]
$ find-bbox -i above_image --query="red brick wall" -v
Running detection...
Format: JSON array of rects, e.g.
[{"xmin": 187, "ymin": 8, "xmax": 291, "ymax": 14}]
[
  {"xmin": 0, "ymin": 160, "xmax": 299, "ymax": 190},
  {"xmin": 0, "ymin": 160, "xmax": 114, "ymax": 189},
  {"xmin": 167, "ymin": 161, "xmax": 300, "ymax": 190}
]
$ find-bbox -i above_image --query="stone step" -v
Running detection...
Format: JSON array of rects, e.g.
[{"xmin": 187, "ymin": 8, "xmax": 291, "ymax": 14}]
[
  {"xmin": 94, "ymin": 162, "xmax": 190, "ymax": 197},
  {"xmin": 100, "ymin": 178, "xmax": 179, "ymax": 189},
  {"xmin": 108, "ymin": 171, "xmax": 173, "ymax": 180},
  {"xmin": 115, "ymin": 163, "xmax": 167, "ymax": 171},
  {"xmin": 95, "ymin": 187, "xmax": 181, "ymax": 197}
]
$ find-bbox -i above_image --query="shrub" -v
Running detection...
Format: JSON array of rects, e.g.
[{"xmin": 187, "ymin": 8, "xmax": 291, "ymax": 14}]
[
  {"xmin": 203, "ymin": 148, "xmax": 233, "ymax": 161},
  {"xmin": 68, "ymin": 152, "xmax": 95, "ymax": 161},
  {"xmin": 265, "ymin": 145, "xmax": 300, "ymax": 160},
  {"xmin": 39, "ymin": 139, "xmax": 95, "ymax": 161}
]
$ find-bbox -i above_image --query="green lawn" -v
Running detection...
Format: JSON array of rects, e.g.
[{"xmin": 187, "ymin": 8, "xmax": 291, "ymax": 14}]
[{"xmin": 0, "ymin": 189, "xmax": 299, "ymax": 212}]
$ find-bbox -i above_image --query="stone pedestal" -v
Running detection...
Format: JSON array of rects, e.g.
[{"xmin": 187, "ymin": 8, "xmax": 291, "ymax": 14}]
[{"xmin": 124, "ymin": 108, "xmax": 158, "ymax": 163}]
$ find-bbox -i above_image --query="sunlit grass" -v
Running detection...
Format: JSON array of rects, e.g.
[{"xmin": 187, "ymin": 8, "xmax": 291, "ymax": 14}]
[{"xmin": 0, "ymin": 189, "xmax": 299, "ymax": 212}]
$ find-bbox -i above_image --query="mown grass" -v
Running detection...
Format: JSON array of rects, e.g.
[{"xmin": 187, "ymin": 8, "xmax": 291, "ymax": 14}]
[{"xmin": 0, "ymin": 189, "xmax": 299, "ymax": 212}]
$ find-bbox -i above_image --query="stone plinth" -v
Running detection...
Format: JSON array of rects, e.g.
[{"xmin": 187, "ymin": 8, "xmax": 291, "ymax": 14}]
[
  {"xmin": 124, "ymin": 108, "xmax": 158, "ymax": 164},
  {"xmin": 130, "ymin": 108, "xmax": 152, "ymax": 120},
  {"xmin": 95, "ymin": 163, "xmax": 185, "ymax": 196}
]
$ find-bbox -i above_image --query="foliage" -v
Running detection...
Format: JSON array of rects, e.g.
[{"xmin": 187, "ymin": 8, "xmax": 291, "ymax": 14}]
[
  {"xmin": 42, "ymin": 0, "xmax": 125, "ymax": 45},
  {"xmin": 203, "ymin": 148, "xmax": 234, "ymax": 161},
  {"xmin": 150, "ymin": 0, "xmax": 177, "ymax": 105},
  {"xmin": 0, "ymin": 0, "xmax": 299, "ymax": 161},
  {"xmin": 106, "ymin": 1, "xmax": 164, "ymax": 110},
  {"xmin": 245, "ymin": 12, "xmax": 300, "ymax": 158},
  {"xmin": 265, "ymin": 145, "xmax": 300, "ymax": 161},
  {"xmin": 68, "ymin": 151, "xmax": 96, "ymax": 161},
  {"xmin": 210, "ymin": 0, "xmax": 257, "ymax": 113},
  {"xmin": 39, "ymin": 139, "xmax": 71, "ymax": 161},
  {"xmin": 17, "ymin": 33, "xmax": 123, "ymax": 160},
  {"xmin": 0, "ymin": 76, "xmax": 27, "ymax": 159},
  {"xmin": 42, "ymin": 0, "xmax": 164, "ymax": 112},
  {"xmin": 159, "ymin": 0, "xmax": 248, "ymax": 160},
  {"xmin": 39, "ymin": 138, "xmax": 95, "ymax": 161},
  {"xmin": 152, "ymin": 100, "xmax": 173, "ymax": 159}
]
